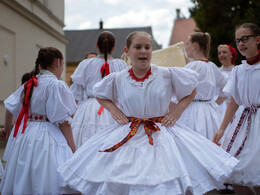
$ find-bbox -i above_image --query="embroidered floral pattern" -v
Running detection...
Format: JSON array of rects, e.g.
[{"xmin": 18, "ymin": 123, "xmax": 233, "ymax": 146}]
[
  {"xmin": 226, "ymin": 105, "xmax": 260, "ymax": 157},
  {"xmin": 29, "ymin": 114, "xmax": 49, "ymax": 122},
  {"xmin": 99, "ymin": 116, "xmax": 164, "ymax": 152}
]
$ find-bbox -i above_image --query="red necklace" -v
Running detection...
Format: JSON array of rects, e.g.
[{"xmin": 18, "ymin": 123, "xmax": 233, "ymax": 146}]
[
  {"xmin": 246, "ymin": 53, "xmax": 260, "ymax": 65},
  {"xmin": 197, "ymin": 59, "xmax": 209, "ymax": 62},
  {"xmin": 128, "ymin": 67, "xmax": 152, "ymax": 82}
]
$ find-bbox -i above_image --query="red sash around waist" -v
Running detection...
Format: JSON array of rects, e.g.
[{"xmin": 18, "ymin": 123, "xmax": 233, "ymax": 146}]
[{"xmin": 99, "ymin": 116, "xmax": 164, "ymax": 152}]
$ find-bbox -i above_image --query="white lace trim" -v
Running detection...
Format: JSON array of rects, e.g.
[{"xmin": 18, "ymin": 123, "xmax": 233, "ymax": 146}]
[
  {"xmin": 126, "ymin": 65, "xmax": 158, "ymax": 88},
  {"xmin": 55, "ymin": 116, "xmax": 73, "ymax": 125},
  {"xmin": 228, "ymin": 171, "xmax": 260, "ymax": 186}
]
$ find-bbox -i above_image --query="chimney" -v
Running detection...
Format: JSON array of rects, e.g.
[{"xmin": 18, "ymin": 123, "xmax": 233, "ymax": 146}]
[
  {"xmin": 176, "ymin": 9, "xmax": 181, "ymax": 20},
  {"xmin": 99, "ymin": 19, "xmax": 103, "ymax": 30}
]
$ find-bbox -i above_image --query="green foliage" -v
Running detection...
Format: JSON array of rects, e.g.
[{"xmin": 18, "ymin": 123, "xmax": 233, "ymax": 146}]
[{"xmin": 189, "ymin": 0, "xmax": 260, "ymax": 66}]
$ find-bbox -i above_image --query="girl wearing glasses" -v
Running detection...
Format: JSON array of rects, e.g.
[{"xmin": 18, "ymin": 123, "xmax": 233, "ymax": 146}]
[{"xmin": 213, "ymin": 23, "xmax": 260, "ymax": 195}]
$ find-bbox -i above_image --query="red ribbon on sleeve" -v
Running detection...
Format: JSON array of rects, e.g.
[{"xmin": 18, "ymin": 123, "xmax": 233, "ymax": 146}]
[{"xmin": 13, "ymin": 76, "xmax": 38, "ymax": 137}]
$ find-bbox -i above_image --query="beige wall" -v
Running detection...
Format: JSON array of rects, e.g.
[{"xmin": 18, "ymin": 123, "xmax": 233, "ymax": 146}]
[{"xmin": 0, "ymin": 0, "xmax": 67, "ymax": 126}]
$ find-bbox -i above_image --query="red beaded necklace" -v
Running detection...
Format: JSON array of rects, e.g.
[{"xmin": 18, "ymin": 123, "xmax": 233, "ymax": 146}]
[
  {"xmin": 246, "ymin": 53, "xmax": 260, "ymax": 65},
  {"xmin": 128, "ymin": 67, "xmax": 152, "ymax": 82}
]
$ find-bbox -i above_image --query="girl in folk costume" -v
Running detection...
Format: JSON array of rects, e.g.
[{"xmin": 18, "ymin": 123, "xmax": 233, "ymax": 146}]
[
  {"xmin": 70, "ymin": 31, "xmax": 127, "ymax": 148},
  {"xmin": 176, "ymin": 32, "xmax": 228, "ymax": 140},
  {"xmin": 216, "ymin": 44, "xmax": 244, "ymax": 122},
  {"xmin": 0, "ymin": 47, "xmax": 77, "ymax": 194},
  {"xmin": 58, "ymin": 31, "xmax": 238, "ymax": 195},
  {"xmin": 213, "ymin": 23, "xmax": 260, "ymax": 195}
]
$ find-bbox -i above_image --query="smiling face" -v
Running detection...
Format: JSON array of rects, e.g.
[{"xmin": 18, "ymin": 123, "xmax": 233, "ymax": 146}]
[
  {"xmin": 125, "ymin": 34, "xmax": 152, "ymax": 72},
  {"xmin": 218, "ymin": 46, "xmax": 232, "ymax": 66},
  {"xmin": 235, "ymin": 27, "xmax": 260, "ymax": 58}
]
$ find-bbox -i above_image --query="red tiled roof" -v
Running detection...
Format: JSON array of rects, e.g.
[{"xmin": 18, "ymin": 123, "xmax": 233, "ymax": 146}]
[{"xmin": 169, "ymin": 18, "xmax": 198, "ymax": 46}]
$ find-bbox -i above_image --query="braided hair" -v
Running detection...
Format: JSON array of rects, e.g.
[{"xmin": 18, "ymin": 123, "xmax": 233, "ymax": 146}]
[
  {"xmin": 21, "ymin": 47, "xmax": 63, "ymax": 104},
  {"xmin": 97, "ymin": 31, "xmax": 115, "ymax": 78}
]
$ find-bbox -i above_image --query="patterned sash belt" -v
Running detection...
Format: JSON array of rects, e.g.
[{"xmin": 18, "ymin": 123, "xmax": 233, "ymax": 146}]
[
  {"xmin": 99, "ymin": 116, "xmax": 164, "ymax": 152},
  {"xmin": 28, "ymin": 114, "xmax": 49, "ymax": 122},
  {"xmin": 193, "ymin": 99, "xmax": 211, "ymax": 102},
  {"xmin": 226, "ymin": 105, "xmax": 260, "ymax": 157}
]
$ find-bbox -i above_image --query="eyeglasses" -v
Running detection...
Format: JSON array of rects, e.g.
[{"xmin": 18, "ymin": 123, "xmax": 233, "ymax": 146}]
[{"xmin": 235, "ymin": 35, "xmax": 257, "ymax": 45}]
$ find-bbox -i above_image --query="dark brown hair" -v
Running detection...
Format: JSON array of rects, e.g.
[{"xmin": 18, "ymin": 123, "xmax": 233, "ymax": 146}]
[
  {"xmin": 97, "ymin": 31, "xmax": 115, "ymax": 61},
  {"xmin": 97, "ymin": 31, "xmax": 115, "ymax": 78},
  {"xmin": 236, "ymin": 23, "xmax": 260, "ymax": 49},
  {"xmin": 21, "ymin": 47, "xmax": 63, "ymax": 104}
]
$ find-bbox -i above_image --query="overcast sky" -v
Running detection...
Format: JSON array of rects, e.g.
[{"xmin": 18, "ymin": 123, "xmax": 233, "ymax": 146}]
[{"xmin": 64, "ymin": 0, "xmax": 194, "ymax": 48}]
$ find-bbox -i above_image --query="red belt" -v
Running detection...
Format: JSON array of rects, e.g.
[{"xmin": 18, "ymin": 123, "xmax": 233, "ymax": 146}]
[{"xmin": 99, "ymin": 116, "xmax": 164, "ymax": 152}]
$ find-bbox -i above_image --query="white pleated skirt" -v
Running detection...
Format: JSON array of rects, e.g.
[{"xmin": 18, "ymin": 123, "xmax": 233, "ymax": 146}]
[
  {"xmin": 177, "ymin": 101, "xmax": 222, "ymax": 141},
  {"xmin": 58, "ymin": 121, "xmax": 238, "ymax": 195},
  {"xmin": 222, "ymin": 109, "xmax": 260, "ymax": 186},
  {"xmin": 0, "ymin": 121, "xmax": 77, "ymax": 195},
  {"xmin": 72, "ymin": 98, "xmax": 116, "ymax": 148}
]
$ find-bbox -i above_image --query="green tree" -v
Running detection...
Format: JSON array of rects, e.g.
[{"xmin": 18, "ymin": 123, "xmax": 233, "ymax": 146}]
[{"xmin": 189, "ymin": 0, "xmax": 260, "ymax": 65}]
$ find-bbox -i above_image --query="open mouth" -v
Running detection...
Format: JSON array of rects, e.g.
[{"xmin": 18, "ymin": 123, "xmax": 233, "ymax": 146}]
[
  {"xmin": 139, "ymin": 57, "xmax": 147, "ymax": 60},
  {"xmin": 239, "ymin": 47, "xmax": 247, "ymax": 52}
]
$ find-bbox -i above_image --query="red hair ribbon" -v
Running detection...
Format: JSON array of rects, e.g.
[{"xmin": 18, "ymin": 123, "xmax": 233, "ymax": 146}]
[
  {"xmin": 225, "ymin": 45, "xmax": 238, "ymax": 65},
  {"xmin": 98, "ymin": 61, "xmax": 110, "ymax": 115},
  {"xmin": 99, "ymin": 116, "xmax": 164, "ymax": 152},
  {"xmin": 13, "ymin": 76, "xmax": 38, "ymax": 137},
  {"xmin": 100, "ymin": 61, "xmax": 110, "ymax": 77}
]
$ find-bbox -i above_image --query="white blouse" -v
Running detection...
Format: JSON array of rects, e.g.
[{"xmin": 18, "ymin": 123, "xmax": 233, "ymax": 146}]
[
  {"xmin": 223, "ymin": 61, "xmax": 260, "ymax": 107},
  {"xmin": 185, "ymin": 60, "xmax": 228, "ymax": 100},
  {"xmin": 93, "ymin": 65, "xmax": 198, "ymax": 118},
  {"xmin": 70, "ymin": 58, "xmax": 127, "ymax": 101},
  {"xmin": 4, "ymin": 72, "xmax": 76, "ymax": 125}
]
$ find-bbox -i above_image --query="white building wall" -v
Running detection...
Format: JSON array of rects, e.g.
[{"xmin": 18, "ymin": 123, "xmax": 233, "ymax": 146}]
[{"xmin": 0, "ymin": 0, "xmax": 67, "ymax": 126}]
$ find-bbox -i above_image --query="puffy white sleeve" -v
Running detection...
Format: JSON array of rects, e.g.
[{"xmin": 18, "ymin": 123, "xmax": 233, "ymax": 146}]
[
  {"xmin": 70, "ymin": 60, "xmax": 88, "ymax": 101},
  {"xmin": 93, "ymin": 72, "xmax": 118, "ymax": 103},
  {"xmin": 212, "ymin": 64, "xmax": 228, "ymax": 97},
  {"xmin": 223, "ymin": 67, "xmax": 241, "ymax": 105},
  {"xmin": 46, "ymin": 81, "xmax": 77, "ymax": 125},
  {"xmin": 169, "ymin": 67, "xmax": 198, "ymax": 101},
  {"xmin": 4, "ymin": 85, "xmax": 24, "ymax": 119},
  {"xmin": 70, "ymin": 83, "xmax": 84, "ymax": 102}
]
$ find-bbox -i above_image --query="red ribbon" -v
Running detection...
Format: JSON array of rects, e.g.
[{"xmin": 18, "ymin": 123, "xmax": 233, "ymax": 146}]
[
  {"xmin": 99, "ymin": 116, "xmax": 164, "ymax": 152},
  {"xmin": 98, "ymin": 61, "xmax": 110, "ymax": 115},
  {"xmin": 13, "ymin": 76, "xmax": 38, "ymax": 137},
  {"xmin": 100, "ymin": 61, "xmax": 110, "ymax": 77},
  {"xmin": 97, "ymin": 106, "xmax": 104, "ymax": 115},
  {"xmin": 225, "ymin": 44, "xmax": 238, "ymax": 65}
]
